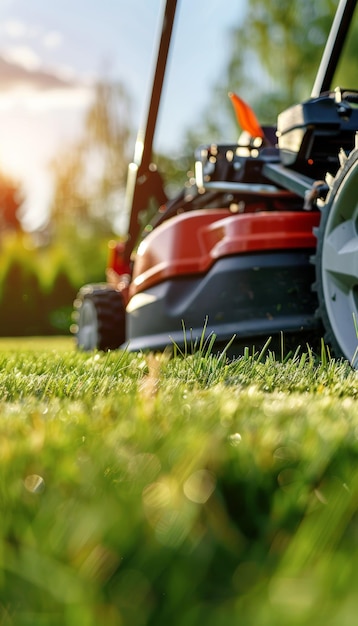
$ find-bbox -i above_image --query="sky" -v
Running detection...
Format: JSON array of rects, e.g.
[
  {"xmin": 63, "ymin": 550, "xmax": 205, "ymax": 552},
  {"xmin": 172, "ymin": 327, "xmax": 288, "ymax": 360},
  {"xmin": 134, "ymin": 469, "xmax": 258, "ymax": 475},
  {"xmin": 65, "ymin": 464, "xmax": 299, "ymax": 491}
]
[{"xmin": 0, "ymin": 0, "xmax": 246, "ymax": 230}]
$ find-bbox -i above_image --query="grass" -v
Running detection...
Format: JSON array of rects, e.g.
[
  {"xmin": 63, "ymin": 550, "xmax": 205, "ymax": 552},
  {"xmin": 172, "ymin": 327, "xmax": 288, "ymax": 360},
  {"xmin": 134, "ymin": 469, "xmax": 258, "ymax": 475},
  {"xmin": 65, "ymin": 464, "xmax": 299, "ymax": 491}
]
[
  {"xmin": 0, "ymin": 336, "xmax": 358, "ymax": 625},
  {"xmin": 0, "ymin": 337, "xmax": 73, "ymax": 352}
]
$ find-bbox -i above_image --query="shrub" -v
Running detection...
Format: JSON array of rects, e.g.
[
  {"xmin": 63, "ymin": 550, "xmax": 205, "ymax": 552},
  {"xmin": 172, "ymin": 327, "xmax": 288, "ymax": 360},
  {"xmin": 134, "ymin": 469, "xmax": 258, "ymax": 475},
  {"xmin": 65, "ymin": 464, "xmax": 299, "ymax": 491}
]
[{"xmin": 0, "ymin": 247, "xmax": 77, "ymax": 336}]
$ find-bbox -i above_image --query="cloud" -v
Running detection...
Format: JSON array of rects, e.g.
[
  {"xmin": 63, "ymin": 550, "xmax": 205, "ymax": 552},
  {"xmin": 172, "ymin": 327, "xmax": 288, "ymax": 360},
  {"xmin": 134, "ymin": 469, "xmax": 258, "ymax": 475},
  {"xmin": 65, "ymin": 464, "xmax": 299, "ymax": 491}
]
[
  {"xmin": 42, "ymin": 31, "xmax": 63, "ymax": 49},
  {"xmin": 0, "ymin": 15, "xmax": 78, "ymax": 94},
  {"xmin": 2, "ymin": 18, "xmax": 63, "ymax": 50},
  {"xmin": 0, "ymin": 49, "xmax": 93, "ymax": 113},
  {"xmin": 0, "ymin": 52, "xmax": 74, "ymax": 89},
  {"xmin": 3, "ymin": 45, "xmax": 41, "ymax": 71},
  {"xmin": 2, "ymin": 19, "xmax": 40, "ymax": 40},
  {"xmin": 3, "ymin": 19, "xmax": 27, "ymax": 38},
  {"xmin": 0, "ymin": 85, "xmax": 93, "ymax": 112},
  {"xmin": 0, "ymin": 19, "xmax": 91, "ymax": 105}
]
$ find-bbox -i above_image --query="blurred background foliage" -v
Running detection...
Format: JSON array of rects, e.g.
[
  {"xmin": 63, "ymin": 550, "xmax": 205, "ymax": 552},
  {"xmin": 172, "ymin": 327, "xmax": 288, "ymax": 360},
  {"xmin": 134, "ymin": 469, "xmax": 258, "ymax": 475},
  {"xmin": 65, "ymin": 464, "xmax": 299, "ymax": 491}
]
[{"xmin": 0, "ymin": 0, "xmax": 357, "ymax": 336}]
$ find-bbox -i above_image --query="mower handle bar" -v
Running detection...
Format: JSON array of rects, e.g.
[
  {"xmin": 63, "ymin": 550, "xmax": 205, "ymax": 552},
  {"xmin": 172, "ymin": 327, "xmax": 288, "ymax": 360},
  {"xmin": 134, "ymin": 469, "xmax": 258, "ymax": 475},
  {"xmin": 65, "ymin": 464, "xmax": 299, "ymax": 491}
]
[{"xmin": 311, "ymin": 0, "xmax": 356, "ymax": 98}]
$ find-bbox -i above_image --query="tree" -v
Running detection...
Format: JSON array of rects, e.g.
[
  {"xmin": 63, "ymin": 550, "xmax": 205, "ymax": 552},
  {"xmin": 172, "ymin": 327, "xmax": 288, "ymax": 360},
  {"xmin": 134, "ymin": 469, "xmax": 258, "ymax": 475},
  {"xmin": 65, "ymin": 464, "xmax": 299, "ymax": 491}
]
[
  {"xmin": 228, "ymin": 1, "xmax": 337, "ymax": 107},
  {"xmin": 49, "ymin": 79, "xmax": 133, "ymax": 240},
  {"xmin": 183, "ymin": 0, "xmax": 358, "ymax": 145},
  {"xmin": 0, "ymin": 172, "xmax": 24, "ymax": 234}
]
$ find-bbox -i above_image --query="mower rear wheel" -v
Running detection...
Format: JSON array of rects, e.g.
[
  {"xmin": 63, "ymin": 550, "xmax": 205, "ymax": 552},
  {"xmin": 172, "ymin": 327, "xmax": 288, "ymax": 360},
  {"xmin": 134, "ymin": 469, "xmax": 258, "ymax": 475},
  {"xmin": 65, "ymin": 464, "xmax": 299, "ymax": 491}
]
[
  {"xmin": 314, "ymin": 142, "xmax": 358, "ymax": 366},
  {"xmin": 74, "ymin": 284, "xmax": 126, "ymax": 351}
]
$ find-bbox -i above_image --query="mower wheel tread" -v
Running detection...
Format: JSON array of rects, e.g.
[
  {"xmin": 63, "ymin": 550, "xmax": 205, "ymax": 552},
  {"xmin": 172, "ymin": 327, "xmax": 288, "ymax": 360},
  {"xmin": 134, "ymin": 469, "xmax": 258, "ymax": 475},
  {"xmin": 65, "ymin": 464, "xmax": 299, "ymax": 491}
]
[
  {"xmin": 73, "ymin": 284, "xmax": 126, "ymax": 351},
  {"xmin": 313, "ymin": 140, "xmax": 358, "ymax": 365}
]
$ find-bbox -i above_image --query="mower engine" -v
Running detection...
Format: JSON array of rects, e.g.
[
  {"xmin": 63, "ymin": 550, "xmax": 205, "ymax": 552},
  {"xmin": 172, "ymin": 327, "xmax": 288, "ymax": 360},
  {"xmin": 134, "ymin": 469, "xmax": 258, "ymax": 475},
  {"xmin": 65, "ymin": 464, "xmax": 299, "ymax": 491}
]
[{"xmin": 125, "ymin": 129, "xmax": 321, "ymax": 353}]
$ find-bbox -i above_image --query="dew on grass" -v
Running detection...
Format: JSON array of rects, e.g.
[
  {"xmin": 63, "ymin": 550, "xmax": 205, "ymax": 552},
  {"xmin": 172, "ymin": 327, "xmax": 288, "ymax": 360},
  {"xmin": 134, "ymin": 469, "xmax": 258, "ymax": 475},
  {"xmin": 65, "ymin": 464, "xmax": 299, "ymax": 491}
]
[
  {"xmin": 229, "ymin": 433, "xmax": 242, "ymax": 446},
  {"xmin": 23, "ymin": 473, "xmax": 45, "ymax": 494},
  {"xmin": 183, "ymin": 469, "xmax": 216, "ymax": 504}
]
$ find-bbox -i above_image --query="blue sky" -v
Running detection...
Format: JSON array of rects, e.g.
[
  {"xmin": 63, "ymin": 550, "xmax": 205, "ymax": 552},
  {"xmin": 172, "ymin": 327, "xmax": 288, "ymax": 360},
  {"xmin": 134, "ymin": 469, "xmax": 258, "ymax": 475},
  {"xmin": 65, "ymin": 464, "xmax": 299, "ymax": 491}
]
[{"xmin": 0, "ymin": 0, "xmax": 246, "ymax": 229}]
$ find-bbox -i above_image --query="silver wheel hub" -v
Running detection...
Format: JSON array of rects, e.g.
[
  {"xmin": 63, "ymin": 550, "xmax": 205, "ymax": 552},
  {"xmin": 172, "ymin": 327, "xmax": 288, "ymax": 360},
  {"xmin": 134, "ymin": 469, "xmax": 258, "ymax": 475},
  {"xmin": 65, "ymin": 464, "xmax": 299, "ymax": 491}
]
[
  {"xmin": 77, "ymin": 299, "xmax": 99, "ymax": 351},
  {"xmin": 320, "ymin": 149, "xmax": 358, "ymax": 365}
]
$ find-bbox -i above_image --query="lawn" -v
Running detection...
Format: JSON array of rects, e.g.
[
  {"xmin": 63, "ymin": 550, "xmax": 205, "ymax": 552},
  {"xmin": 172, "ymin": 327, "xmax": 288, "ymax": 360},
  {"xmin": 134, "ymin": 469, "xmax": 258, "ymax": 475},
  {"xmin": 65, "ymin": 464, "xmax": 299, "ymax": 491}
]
[
  {"xmin": 0, "ymin": 336, "xmax": 74, "ymax": 352},
  {"xmin": 0, "ymin": 336, "xmax": 357, "ymax": 625}
]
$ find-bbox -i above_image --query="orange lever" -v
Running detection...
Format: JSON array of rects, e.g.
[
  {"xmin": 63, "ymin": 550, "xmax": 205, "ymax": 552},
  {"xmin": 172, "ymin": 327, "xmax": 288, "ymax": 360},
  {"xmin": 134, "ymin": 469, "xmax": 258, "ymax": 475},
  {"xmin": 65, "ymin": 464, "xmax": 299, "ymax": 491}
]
[{"xmin": 228, "ymin": 92, "xmax": 264, "ymax": 139}]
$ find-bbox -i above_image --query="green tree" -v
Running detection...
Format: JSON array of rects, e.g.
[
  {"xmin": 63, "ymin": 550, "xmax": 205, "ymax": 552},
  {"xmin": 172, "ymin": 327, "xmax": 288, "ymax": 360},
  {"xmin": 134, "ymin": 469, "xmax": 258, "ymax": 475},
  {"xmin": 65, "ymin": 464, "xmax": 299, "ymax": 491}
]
[
  {"xmin": 229, "ymin": 1, "xmax": 337, "ymax": 107},
  {"xmin": 185, "ymin": 0, "xmax": 358, "ymax": 145},
  {"xmin": 50, "ymin": 79, "xmax": 133, "ymax": 240}
]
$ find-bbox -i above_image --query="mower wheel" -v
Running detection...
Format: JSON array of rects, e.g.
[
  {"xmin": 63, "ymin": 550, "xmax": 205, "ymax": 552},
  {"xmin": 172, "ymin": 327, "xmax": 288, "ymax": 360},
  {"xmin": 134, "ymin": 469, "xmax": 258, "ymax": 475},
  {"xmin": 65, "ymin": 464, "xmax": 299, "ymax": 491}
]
[
  {"xmin": 73, "ymin": 284, "xmax": 126, "ymax": 351},
  {"xmin": 314, "ymin": 141, "xmax": 358, "ymax": 366}
]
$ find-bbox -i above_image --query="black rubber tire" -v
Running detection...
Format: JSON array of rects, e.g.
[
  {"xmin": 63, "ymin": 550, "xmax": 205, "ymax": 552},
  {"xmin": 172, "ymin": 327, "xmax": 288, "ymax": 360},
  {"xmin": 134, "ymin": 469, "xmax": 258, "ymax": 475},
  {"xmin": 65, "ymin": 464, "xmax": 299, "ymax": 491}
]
[
  {"xmin": 73, "ymin": 284, "xmax": 126, "ymax": 351},
  {"xmin": 314, "ymin": 142, "xmax": 358, "ymax": 366}
]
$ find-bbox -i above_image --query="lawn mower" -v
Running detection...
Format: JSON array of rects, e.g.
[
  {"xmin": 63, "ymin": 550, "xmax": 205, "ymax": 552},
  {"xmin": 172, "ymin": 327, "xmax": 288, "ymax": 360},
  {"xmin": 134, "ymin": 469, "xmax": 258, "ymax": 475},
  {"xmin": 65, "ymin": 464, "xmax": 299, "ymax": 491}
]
[{"xmin": 73, "ymin": 0, "xmax": 358, "ymax": 364}]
